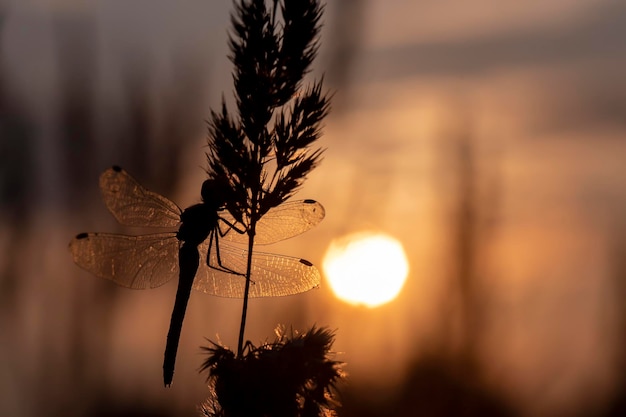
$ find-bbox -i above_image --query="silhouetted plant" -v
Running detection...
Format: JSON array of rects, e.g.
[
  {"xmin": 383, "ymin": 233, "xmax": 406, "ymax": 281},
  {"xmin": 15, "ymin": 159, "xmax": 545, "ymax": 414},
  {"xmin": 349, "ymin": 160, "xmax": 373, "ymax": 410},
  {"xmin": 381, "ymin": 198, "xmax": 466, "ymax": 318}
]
[
  {"xmin": 200, "ymin": 327, "xmax": 343, "ymax": 417},
  {"xmin": 205, "ymin": 0, "xmax": 329, "ymax": 356},
  {"xmin": 200, "ymin": 0, "xmax": 341, "ymax": 415}
]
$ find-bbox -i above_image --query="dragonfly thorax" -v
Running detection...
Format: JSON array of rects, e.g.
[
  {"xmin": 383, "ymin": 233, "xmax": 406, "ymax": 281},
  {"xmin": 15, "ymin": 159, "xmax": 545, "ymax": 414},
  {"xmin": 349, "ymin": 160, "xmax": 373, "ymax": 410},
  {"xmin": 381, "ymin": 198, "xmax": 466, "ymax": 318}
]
[{"xmin": 177, "ymin": 203, "xmax": 219, "ymax": 246}]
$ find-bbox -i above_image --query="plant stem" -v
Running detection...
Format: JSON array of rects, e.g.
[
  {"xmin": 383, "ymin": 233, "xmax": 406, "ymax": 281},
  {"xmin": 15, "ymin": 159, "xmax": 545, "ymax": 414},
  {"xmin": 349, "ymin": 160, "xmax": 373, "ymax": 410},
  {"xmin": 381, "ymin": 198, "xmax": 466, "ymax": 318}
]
[
  {"xmin": 237, "ymin": 140, "xmax": 261, "ymax": 357},
  {"xmin": 237, "ymin": 226, "xmax": 255, "ymax": 357}
]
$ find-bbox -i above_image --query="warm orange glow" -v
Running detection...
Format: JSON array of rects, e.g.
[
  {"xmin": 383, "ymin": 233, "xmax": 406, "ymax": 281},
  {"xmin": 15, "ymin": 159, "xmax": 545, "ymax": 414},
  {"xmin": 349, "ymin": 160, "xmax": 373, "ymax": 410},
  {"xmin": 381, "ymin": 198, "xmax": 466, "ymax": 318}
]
[{"xmin": 322, "ymin": 232, "xmax": 409, "ymax": 308}]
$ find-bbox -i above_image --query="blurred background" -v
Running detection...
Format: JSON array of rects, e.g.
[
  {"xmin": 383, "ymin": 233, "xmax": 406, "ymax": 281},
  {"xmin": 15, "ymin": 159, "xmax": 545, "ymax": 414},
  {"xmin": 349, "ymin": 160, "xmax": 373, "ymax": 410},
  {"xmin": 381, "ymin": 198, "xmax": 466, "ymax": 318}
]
[{"xmin": 1, "ymin": 0, "xmax": 625, "ymax": 416}]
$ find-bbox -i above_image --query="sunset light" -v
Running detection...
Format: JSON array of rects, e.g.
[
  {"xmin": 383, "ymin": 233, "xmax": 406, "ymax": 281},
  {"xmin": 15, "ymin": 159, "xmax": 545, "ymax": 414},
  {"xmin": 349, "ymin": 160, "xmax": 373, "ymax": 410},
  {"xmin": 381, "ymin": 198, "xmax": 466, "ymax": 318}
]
[
  {"xmin": 7, "ymin": 1, "xmax": 626, "ymax": 416},
  {"xmin": 323, "ymin": 232, "xmax": 409, "ymax": 308}
]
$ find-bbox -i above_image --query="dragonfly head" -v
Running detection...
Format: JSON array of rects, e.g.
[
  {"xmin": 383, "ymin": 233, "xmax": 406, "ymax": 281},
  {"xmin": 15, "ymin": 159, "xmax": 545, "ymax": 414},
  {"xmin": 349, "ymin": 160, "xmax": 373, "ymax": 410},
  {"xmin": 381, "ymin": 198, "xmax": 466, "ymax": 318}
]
[{"xmin": 201, "ymin": 177, "xmax": 230, "ymax": 210}]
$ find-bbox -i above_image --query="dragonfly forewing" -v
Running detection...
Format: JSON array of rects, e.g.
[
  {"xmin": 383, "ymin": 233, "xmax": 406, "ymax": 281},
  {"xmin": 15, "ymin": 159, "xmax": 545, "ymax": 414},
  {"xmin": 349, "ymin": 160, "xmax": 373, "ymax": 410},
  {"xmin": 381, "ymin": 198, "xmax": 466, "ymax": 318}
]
[
  {"xmin": 70, "ymin": 232, "xmax": 180, "ymax": 289},
  {"xmin": 193, "ymin": 240, "xmax": 321, "ymax": 298},
  {"xmin": 220, "ymin": 199, "xmax": 325, "ymax": 245},
  {"xmin": 100, "ymin": 166, "xmax": 182, "ymax": 228}
]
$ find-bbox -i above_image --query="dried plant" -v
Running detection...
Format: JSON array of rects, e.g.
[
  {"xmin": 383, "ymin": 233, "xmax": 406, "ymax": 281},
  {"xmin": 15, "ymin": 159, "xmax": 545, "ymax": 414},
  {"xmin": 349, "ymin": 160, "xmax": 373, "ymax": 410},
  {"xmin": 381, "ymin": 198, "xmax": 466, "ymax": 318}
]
[
  {"xmin": 204, "ymin": 0, "xmax": 329, "ymax": 357},
  {"xmin": 200, "ymin": 326, "xmax": 343, "ymax": 417},
  {"xmin": 198, "ymin": 1, "xmax": 342, "ymax": 416}
]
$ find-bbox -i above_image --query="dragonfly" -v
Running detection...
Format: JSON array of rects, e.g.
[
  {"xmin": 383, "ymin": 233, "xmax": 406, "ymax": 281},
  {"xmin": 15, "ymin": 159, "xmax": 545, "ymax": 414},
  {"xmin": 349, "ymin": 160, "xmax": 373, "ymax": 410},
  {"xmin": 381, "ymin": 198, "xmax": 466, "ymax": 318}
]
[{"xmin": 69, "ymin": 166, "xmax": 324, "ymax": 386}]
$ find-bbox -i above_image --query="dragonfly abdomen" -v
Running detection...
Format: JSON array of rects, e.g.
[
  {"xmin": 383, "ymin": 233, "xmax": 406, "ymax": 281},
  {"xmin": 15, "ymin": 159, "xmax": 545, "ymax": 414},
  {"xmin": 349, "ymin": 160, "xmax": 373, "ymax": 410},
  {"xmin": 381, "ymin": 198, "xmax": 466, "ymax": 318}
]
[{"xmin": 163, "ymin": 243, "xmax": 199, "ymax": 386}]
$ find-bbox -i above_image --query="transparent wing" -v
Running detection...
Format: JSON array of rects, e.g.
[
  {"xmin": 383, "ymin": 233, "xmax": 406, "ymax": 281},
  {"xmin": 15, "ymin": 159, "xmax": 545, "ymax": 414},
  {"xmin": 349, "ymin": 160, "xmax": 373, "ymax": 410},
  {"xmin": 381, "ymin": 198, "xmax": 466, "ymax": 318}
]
[
  {"xmin": 69, "ymin": 232, "xmax": 179, "ymax": 289},
  {"xmin": 220, "ymin": 200, "xmax": 325, "ymax": 245},
  {"xmin": 100, "ymin": 166, "xmax": 182, "ymax": 228},
  {"xmin": 192, "ymin": 239, "xmax": 321, "ymax": 298}
]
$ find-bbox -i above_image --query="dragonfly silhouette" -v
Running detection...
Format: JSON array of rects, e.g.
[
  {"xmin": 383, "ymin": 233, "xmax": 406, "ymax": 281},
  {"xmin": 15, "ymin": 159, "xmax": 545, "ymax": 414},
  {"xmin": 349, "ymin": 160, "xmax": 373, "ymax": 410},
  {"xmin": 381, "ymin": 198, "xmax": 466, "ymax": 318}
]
[{"xmin": 69, "ymin": 166, "xmax": 324, "ymax": 386}]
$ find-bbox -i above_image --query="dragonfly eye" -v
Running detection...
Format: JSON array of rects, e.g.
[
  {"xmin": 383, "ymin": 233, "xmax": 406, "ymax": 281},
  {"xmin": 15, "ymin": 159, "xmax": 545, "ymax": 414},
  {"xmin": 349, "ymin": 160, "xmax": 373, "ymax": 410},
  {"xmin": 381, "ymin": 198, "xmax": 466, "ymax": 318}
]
[
  {"xmin": 201, "ymin": 178, "xmax": 230, "ymax": 206},
  {"xmin": 201, "ymin": 179, "xmax": 217, "ymax": 200}
]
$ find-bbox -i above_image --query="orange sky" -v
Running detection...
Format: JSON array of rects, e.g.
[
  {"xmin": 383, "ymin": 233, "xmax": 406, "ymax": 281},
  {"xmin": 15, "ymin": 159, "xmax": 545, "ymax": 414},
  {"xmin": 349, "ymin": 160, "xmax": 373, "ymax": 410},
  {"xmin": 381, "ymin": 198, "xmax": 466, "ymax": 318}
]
[{"xmin": 2, "ymin": 1, "xmax": 626, "ymax": 416}]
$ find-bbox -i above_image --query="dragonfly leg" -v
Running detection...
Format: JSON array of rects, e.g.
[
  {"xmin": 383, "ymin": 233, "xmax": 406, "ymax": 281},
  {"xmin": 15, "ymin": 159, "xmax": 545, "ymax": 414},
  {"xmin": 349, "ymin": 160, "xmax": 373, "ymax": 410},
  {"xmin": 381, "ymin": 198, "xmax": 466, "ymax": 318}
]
[
  {"xmin": 206, "ymin": 230, "xmax": 249, "ymax": 278},
  {"xmin": 217, "ymin": 216, "xmax": 246, "ymax": 238}
]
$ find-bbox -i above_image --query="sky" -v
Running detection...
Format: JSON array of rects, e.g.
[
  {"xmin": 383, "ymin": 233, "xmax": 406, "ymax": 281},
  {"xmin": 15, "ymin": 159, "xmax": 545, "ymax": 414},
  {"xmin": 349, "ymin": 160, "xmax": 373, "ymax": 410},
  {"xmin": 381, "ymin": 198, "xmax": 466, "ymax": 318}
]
[{"xmin": 1, "ymin": 1, "xmax": 626, "ymax": 417}]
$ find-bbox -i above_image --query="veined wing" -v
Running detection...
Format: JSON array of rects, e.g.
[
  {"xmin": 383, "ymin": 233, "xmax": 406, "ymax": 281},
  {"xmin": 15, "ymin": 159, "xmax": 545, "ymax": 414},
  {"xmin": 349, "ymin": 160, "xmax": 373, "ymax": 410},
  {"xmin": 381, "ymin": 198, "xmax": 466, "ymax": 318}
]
[
  {"xmin": 193, "ymin": 239, "xmax": 321, "ymax": 297},
  {"xmin": 220, "ymin": 199, "xmax": 325, "ymax": 245},
  {"xmin": 100, "ymin": 166, "xmax": 182, "ymax": 228},
  {"xmin": 69, "ymin": 232, "xmax": 179, "ymax": 289}
]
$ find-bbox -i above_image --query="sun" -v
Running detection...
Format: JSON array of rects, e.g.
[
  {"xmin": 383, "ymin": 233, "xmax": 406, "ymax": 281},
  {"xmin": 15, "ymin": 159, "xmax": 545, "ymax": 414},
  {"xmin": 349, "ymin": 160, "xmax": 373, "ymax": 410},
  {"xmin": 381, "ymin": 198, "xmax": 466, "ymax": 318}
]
[{"xmin": 322, "ymin": 232, "xmax": 409, "ymax": 308}]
